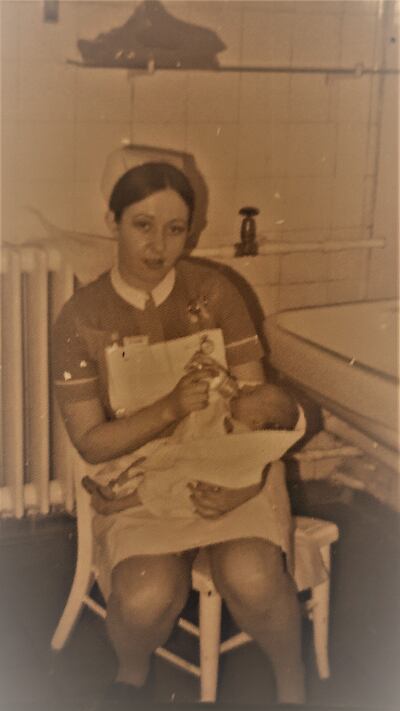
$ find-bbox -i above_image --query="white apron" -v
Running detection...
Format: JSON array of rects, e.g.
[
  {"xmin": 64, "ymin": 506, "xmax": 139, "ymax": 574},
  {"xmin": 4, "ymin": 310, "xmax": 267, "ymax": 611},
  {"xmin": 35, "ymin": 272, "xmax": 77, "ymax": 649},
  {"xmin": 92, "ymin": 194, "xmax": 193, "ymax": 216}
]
[{"xmin": 91, "ymin": 328, "xmax": 325, "ymax": 598}]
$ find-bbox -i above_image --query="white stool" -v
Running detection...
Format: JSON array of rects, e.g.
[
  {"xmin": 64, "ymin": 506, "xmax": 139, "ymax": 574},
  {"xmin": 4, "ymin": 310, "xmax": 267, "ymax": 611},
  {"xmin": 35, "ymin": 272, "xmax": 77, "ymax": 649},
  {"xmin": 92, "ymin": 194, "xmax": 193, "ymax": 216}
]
[{"xmin": 51, "ymin": 471, "xmax": 339, "ymax": 702}]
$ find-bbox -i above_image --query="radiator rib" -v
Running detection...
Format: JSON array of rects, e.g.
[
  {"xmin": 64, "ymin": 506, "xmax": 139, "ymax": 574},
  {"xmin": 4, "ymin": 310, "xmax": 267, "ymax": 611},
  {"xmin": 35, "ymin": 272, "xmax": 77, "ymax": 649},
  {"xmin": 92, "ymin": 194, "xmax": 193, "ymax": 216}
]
[
  {"xmin": 1, "ymin": 246, "xmax": 74, "ymax": 517},
  {"xmin": 2, "ymin": 249, "xmax": 25, "ymax": 517}
]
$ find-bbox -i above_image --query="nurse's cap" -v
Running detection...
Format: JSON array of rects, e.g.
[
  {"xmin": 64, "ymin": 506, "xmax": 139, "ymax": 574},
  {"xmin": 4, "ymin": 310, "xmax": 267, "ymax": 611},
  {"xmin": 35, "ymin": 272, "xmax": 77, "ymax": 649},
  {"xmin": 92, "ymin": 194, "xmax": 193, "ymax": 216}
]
[{"xmin": 101, "ymin": 144, "xmax": 186, "ymax": 204}]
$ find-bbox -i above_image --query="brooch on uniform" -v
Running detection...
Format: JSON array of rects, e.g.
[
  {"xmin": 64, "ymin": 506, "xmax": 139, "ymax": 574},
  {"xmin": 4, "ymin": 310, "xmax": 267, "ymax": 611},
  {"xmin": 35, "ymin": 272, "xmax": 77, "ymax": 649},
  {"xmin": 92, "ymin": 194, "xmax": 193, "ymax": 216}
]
[
  {"xmin": 187, "ymin": 296, "xmax": 210, "ymax": 324},
  {"xmin": 199, "ymin": 334, "xmax": 214, "ymax": 355}
]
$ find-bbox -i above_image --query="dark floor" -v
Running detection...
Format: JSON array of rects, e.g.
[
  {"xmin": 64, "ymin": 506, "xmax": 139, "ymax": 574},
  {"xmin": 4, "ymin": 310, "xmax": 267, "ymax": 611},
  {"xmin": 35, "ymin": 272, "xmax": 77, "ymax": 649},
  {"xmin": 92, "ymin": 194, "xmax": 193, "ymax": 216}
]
[{"xmin": 0, "ymin": 478, "xmax": 399, "ymax": 711}]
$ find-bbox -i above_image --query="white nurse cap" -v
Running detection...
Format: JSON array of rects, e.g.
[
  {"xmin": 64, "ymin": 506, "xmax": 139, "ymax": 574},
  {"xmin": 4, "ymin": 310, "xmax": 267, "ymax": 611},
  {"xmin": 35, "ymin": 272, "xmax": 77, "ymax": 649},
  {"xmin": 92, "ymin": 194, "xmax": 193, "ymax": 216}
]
[{"xmin": 101, "ymin": 144, "xmax": 186, "ymax": 204}]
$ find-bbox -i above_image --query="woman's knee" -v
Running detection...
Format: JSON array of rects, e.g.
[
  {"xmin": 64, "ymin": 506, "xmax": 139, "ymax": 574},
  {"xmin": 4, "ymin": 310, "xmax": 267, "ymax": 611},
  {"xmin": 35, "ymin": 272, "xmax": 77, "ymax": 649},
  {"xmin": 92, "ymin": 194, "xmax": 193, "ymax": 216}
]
[
  {"xmin": 209, "ymin": 538, "xmax": 287, "ymax": 614},
  {"xmin": 110, "ymin": 554, "xmax": 191, "ymax": 626}
]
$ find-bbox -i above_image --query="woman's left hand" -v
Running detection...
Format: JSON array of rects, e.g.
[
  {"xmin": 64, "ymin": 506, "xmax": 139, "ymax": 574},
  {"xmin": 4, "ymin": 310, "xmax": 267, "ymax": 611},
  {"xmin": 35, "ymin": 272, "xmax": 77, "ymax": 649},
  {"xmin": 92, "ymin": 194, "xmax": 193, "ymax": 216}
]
[{"xmin": 188, "ymin": 480, "xmax": 262, "ymax": 519}]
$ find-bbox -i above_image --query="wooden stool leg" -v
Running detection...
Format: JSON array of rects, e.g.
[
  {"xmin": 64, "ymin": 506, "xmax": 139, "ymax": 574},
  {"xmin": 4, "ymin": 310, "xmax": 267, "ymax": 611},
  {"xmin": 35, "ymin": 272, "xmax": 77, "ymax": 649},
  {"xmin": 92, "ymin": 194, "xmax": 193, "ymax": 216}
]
[
  {"xmin": 51, "ymin": 558, "xmax": 94, "ymax": 650},
  {"xmin": 51, "ymin": 482, "xmax": 94, "ymax": 651},
  {"xmin": 199, "ymin": 590, "xmax": 222, "ymax": 702},
  {"xmin": 311, "ymin": 543, "xmax": 331, "ymax": 679}
]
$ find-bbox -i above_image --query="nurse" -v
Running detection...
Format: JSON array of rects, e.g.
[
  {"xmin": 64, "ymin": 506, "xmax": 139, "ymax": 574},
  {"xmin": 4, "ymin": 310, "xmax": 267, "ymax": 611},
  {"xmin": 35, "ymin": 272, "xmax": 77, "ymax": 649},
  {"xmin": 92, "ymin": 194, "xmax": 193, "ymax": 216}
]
[{"xmin": 52, "ymin": 151, "xmax": 305, "ymax": 707}]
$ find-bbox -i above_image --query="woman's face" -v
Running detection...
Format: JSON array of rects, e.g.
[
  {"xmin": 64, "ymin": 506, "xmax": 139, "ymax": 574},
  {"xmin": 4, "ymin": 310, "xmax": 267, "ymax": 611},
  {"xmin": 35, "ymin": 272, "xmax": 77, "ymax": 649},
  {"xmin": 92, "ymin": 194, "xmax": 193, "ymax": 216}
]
[{"xmin": 109, "ymin": 188, "xmax": 190, "ymax": 289}]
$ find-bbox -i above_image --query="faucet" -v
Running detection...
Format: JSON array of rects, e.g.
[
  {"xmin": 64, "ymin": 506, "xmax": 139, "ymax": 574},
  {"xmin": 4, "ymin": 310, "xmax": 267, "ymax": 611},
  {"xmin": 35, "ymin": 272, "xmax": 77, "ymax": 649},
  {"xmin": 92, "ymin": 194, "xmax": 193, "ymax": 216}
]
[{"xmin": 235, "ymin": 207, "xmax": 259, "ymax": 257}]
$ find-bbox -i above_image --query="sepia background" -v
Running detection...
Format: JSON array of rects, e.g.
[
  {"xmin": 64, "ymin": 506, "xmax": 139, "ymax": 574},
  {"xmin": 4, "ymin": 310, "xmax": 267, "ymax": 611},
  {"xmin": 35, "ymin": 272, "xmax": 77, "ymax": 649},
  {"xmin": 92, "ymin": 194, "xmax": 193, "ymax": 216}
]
[
  {"xmin": 1, "ymin": 1, "xmax": 399, "ymax": 710},
  {"xmin": 2, "ymin": 0, "xmax": 398, "ymax": 310}
]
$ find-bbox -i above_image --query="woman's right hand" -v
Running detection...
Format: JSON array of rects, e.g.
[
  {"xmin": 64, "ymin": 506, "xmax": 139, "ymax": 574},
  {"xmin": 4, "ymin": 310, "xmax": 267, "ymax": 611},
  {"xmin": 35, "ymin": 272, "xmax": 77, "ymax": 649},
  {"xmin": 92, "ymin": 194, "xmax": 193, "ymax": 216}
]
[
  {"xmin": 91, "ymin": 488, "xmax": 141, "ymax": 516},
  {"xmin": 166, "ymin": 369, "xmax": 214, "ymax": 420}
]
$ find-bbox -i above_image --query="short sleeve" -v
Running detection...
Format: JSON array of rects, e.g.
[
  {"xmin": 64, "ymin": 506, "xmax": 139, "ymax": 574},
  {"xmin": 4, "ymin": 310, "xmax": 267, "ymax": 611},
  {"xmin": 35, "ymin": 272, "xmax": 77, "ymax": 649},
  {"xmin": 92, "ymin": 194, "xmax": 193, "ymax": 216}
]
[
  {"xmin": 52, "ymin": 297, "xmax": 100, "ymax": 406},
  {"xmin": 207, "ymin": 272, "xmax": 264, "ymax": 367}
]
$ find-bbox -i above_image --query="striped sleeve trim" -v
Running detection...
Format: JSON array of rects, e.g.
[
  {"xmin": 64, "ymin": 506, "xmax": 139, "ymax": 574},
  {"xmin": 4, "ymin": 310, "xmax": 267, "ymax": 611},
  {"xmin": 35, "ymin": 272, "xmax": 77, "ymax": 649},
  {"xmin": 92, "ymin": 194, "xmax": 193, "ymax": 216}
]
[
  {"xmin": 225, "ymin": 335, "xmax": 260, "ymax": 349},
  {"xmin": 55, "ymin": 376, "xmax": 98, "ymax": 386},
  {"xmin": 237, "ymin": 380, "xmax": 265, "ymax": 388},
  {"xmin": 54, "ymin": 376, "xmax": 100, "ymax": 405}
]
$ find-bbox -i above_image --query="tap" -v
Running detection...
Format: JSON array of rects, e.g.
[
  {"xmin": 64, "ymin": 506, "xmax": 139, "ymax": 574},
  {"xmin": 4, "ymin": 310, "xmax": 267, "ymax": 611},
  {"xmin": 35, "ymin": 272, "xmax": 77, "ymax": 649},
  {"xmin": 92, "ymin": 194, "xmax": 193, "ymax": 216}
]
[{"xmin": 235, "ymin": 207, "xmax": 259, "ymax": 257}]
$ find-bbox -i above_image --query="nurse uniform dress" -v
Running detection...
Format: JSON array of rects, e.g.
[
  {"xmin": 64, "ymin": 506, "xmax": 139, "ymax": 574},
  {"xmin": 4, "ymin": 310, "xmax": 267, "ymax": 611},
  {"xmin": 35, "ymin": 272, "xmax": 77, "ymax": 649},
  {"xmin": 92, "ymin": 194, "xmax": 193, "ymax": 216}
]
[{"xmin": 52, "ymin": 257, "xmax": 324, "ymax": 598}]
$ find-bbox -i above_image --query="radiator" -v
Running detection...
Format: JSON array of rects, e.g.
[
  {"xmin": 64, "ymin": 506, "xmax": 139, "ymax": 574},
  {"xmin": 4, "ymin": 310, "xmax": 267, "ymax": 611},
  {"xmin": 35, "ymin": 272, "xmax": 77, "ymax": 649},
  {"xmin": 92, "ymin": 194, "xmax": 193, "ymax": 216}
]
[{"xmin": 1, "ymin": 245, "xmax": 78, "ymax": 517}]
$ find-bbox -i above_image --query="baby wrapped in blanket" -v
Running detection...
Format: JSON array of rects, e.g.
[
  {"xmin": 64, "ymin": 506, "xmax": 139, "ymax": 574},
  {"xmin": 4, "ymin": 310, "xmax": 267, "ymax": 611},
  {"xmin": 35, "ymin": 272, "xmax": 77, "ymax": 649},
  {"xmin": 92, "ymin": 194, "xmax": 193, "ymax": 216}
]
[{"xmin": 83, "ymin": 354, "xmax": 305, "ymax": 518}]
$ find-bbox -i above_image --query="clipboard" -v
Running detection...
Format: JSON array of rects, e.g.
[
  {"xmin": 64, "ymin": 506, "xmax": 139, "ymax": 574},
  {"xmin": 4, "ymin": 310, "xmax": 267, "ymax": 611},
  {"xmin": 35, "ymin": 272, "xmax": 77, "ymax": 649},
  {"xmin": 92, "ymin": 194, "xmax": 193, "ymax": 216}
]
[{"xmin": 105, "ymin": 328, "xmax": 227, "ymax": 415}]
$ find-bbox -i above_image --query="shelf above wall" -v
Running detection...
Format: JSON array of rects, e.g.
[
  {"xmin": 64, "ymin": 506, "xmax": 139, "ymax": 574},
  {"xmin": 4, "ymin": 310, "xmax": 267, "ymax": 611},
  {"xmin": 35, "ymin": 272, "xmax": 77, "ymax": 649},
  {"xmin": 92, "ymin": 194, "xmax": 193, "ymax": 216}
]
[{"xmin": 67, "ymin": 60, "xmax": 399, "ymax": 76}]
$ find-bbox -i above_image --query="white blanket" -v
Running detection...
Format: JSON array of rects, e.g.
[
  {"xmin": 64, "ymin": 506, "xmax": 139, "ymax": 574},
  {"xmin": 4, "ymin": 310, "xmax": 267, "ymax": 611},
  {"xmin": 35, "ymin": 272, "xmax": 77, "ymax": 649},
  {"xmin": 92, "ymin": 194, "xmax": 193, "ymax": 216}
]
[{"xmin": 96, "ymin": 398, "xmax": 306, "ymax": 518}]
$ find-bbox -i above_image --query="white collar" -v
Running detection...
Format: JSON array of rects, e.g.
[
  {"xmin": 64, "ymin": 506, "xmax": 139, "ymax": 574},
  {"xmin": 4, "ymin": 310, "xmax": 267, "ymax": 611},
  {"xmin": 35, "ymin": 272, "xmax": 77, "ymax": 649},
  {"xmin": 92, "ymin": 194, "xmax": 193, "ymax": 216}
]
[{"xmin": 110, "ymin": 266, "xmax": 176, "ymax": 310}]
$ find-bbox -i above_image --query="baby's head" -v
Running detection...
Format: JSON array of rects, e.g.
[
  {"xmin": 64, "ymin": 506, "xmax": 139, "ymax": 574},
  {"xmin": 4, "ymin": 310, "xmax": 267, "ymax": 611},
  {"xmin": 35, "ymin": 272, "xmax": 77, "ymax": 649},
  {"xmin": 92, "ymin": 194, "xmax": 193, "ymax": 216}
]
[{"xmin": 230, "ymin": 384, "xmax": 298, "ymax": 431}]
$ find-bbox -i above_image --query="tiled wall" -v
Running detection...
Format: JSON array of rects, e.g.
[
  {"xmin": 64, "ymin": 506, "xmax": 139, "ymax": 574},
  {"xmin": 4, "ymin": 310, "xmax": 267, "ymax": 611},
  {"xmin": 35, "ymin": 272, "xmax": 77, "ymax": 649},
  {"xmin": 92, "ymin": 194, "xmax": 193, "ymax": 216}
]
[{"xmin": 1, "ymin": 0, "xmax": 398, "ymax": 312}]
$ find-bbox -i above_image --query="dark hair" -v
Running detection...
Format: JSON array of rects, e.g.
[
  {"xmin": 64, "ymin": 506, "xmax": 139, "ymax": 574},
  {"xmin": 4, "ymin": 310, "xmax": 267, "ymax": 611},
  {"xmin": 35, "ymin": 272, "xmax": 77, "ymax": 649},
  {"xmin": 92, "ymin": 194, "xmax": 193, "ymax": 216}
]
[{"xmin": 109, "ymin": 162, "xmax": 195, "ymax": 225}]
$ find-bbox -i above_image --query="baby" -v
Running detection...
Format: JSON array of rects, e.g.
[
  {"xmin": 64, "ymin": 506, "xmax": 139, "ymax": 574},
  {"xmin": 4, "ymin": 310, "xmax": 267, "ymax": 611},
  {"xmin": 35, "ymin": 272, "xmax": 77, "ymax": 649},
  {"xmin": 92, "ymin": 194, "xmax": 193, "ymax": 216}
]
[{"xmin": 83, "ymin": 365, "xmax": 299, "ymax": 517}]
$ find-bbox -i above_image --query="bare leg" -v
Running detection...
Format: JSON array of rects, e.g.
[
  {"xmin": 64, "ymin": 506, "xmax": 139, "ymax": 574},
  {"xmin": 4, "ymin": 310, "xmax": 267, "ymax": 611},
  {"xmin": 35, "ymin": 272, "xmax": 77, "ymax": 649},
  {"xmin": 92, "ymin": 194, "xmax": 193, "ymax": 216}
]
[
  {"xmin": 209, "ymin": 538, "xmax": 305, "ymax": 705},
  {"xmin": 106, "ymin": 550, "xmax": 195, "ymax": 687}
]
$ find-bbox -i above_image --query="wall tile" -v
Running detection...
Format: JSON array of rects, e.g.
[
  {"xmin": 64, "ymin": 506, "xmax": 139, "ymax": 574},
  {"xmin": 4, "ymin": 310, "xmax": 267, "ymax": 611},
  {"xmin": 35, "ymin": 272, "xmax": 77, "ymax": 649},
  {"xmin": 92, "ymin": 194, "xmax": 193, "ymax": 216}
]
[
  {"xmin": 186, "ymin": 123, "xmax": 239, "ymax": 181},
  {"xmin": 236, "ymin": 124, "xmax": 267, "ymax": 180},
  {"xmin": 241, "ymin": 2, "xmax": 297, "ymax": 13},
  {"xmin": 344, "ymin": 1, "xmax": 379, "ymax": 15},
  {"xmin": 188, "ymin": 1, "xmax": 243, "ymax": 66},
  {"xmin": 272, "ymin": 122, "xmax": 298, "ymax": 179},
  {"xmin": 366, "ymin": 124, "xmax": 379, "ymax": 175},
  {"xmin": 278, "ymin": 282, "xmax": 328, "ymax": 310},
  {"xmin": 327, "ymin": 279, "xmax": 366, "ymax": 304},
  {"xmin": 336, "ymin": 122, "xmax": 369, "ymax": 176},
  {"xmin": 19, "ymin": 0, "xmax": 78, "ymax": 64},
  {"xmin": 263, "ymin": 180, "xmax": 287, "ymax": 230},
  {"xmin": 330, "ymin": 76, "xmax": 372, "ymax": 122},
  {"xmin": 235, "ymin": 177, "xmax": 286, "ymax": 233},
  {"xmin": 75, "ymin": 121, "xmax": 131, "ymax": 183},
  {"xmin": 1, "ymin": 61, "xmax": 19, "ymax": 121},
  {"xmin": 253, "ymin": 285, "xmax": 279, "ymax": 316},
  {"xmin": 285, "ymin": 123, "xmax": 336, "ymax": 176},
  {"xmin": 370, "ymin": 78, "xmax": 398, "ymax": 273},
  {"xmin": 382, "ymin": 12, "xmax": 400, "ymax": 69},
  {"xmin": 1, "ymin": 0, "xmax": 20, "ymax": 61},
  {"xmin": 292, "ymin": 14, "xmax": 341, "ymax": 67},
  {"xmin": 19, "ymin": 63, "xmax": 75, "ymax": 122},
  {"xmin": 329, "ymin": 249, "xmax": 368, "ymax": 281},
  {"xmin": 133, "ymin": 72, "xmax": 187, "ymax": 123},
  {"xmin": 218, "ymin": 255, "xmax": 280, "ymax": 286},
  {"xmin": 367, "ymin": 244, "xmax": 399, "ymax": 299},
  {"xmin": 18, "ymin": 121, "xmax": 75, "ymax": 183},
  {"xmin": 2, "ymin": 125, "xmax": 19, "ymax": 243},
  {"xmin": 234, "ymin": 177, "xmax": 267, "ymax": 221},
  {"xmin": 239, "ymin": 74, "xmax": 290, "ymax": 123},
  {"xmin": 74, "ymin": 180, "xmax": 110, "ymax": 235},
  {"xmin": 1, "ymin": 179, "xmax": 18, "ymax": 242},
  {"xmin": 289, "ymin": 75, "xmax": 330, "ymax": 122},
  {"xmin": 369, "ymin": 76, "xmax": 381, "ymax": 125},
  {"xmin": 281, "ymin": 251, "xmax": 328, "ymax": 284},
  {"xmin": 242, "ymin": 11, "xmax": 293, "ymax": 66},
  {"xmin": 331, "ymin": 175, "xmax": 365, "ymax": 228},
  {"xmin": 282, "ymin": 177, "xmax": 333, "ymax": 230},
  {"xmin": 340, "ymin": 13, "xmax": 378, "ymax": 67},
  {"xmin": 277, "ymin": 228, "xmax": 330, "ymax": 243},
  {"xmin": 330, "ymin": 227, "xmax": 365, "ymax": 243},
  {"xmin": 1, "ymin": 120, "xmax": 20, "ymax": 184},
  {"xmin": 131, "ymin": 122, "xmax": 187, "ymax": 152},
  {"xmin": 187, "ymin": 73, "xmax": 240, "ymax": 122},
  {"xmin": 237, "ymin": 123, "xmax": 288, "ymax": 179},
  {"xmin": 76, "ymin": 68, "xmax": 131, "ymax": 121},
  {"xmin": 199, "ymin": 178, "xmax": 237, "ymax": 245},
  {"xmin": 15, "ymin": 180, "xmax": 75, "ymax": 236},
  {"xmin": 1, "ymin": 0, "xmax": 392, "ymax": 311},
  {"xmin": 76, "ymin": 1, "xmax": 137, "ymax": 43},
  {"xmin": 362, "ymin": 175, "xmax": 375, "ymax": 226},
  {"xmin": 293, "ymin": 2, "xmax": 344, "ymax": 14}
]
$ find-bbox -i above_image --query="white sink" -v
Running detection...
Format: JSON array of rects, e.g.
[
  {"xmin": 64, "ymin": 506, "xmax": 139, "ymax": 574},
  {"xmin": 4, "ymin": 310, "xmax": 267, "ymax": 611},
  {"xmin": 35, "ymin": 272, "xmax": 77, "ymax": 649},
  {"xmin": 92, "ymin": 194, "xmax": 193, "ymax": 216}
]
[{"xmin": 265, "ymin": 300, "xmax": 399, "ymax": 453}]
